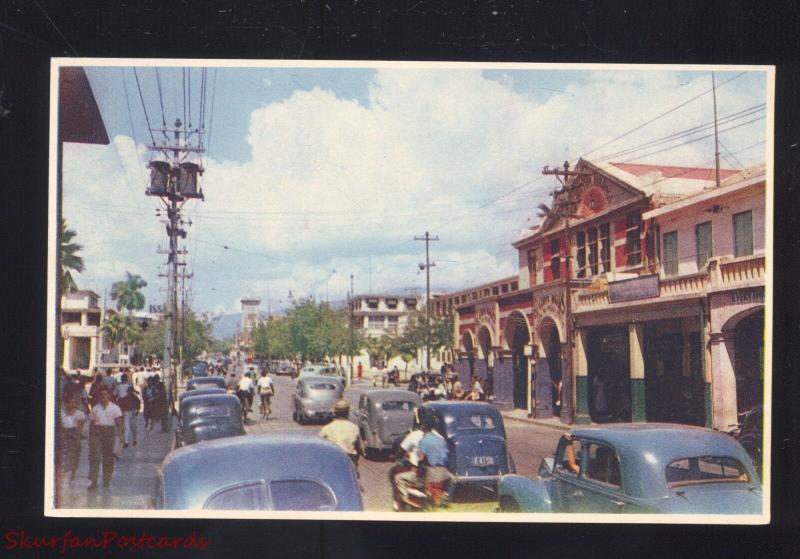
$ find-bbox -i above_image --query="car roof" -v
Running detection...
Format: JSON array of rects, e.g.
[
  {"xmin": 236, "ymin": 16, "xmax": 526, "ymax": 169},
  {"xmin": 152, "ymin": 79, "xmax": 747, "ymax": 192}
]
[
  {"xmin": 366, "ymin": 390, "xmax": 421, "ymax": 403},
  {"xmin": 297, "ymin": 375, "xmax": 342, "ymax": 385},
  {"xmin": 569, "ymin": 423, "xmax": 757, "ymax": 498},
  {"xmin": 161, "ymin": 433, "xmax": 361, "ymax": 510},
  {"xmin": 423, "ymin": 400, "xmax": 501, "ymax": 415},
  {"xmin": 181, "ymin": 393, "xmax": 239, "ymax": 408},
  {"xmin": 180, "ymin": 387, "xmax": 226, "ymax": 399}
]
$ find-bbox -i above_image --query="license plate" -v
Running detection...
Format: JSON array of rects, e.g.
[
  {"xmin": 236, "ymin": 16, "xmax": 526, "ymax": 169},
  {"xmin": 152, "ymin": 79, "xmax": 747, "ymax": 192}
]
[{"xmin": 472, "ymin": 456, "xmax": 495, "ymax": 467}]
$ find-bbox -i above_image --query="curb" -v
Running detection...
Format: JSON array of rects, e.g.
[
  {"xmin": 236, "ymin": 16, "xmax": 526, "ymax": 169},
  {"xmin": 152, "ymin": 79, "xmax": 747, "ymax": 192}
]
[{"xmin": 501, "ymin": 413, "xmax": 570, "ymax": 432}]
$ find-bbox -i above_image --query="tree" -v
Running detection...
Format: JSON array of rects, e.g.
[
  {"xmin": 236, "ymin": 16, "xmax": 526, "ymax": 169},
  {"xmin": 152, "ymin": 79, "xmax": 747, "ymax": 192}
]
[
  {"xmin": 101, "ymin": 312, "xmax": 142, "ymax": 350},
  {"xmin": 431, "ymin": 314, "xmax": 455, "ymax": 354},
  {"xmin": 138, "ymin": 311, "xmax": 212, "ymax": 366},
  {"xmin": 60, "ymin": 219, "xmax": 84, "ymax": 293},
  {"xmin": 365, "ymin": 334, "xmax": 397, "ymax": 366},
  {"xmin": 111, "ymin": 272, "xmax": 148, "ymax": 315},
  {"xmin": 253, "ymin": 318, "xmax": 293, "ymax": 359},
  {"xmin": 208, "ymin": 337, "xmax": 234, "ymax": 354}
]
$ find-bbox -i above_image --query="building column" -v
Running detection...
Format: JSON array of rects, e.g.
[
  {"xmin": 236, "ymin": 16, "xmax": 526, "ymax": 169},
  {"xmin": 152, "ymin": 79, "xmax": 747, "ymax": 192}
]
[
  {"xmin": 629, "ymin": 323, "xmax": 646, "ymax": 422},
  {"xmin": 573, "ymin": 329, "xmax": 591, "ymax": 424},
  {"xmin": 62, "ymin": 337, "xmax": 71, "ymax": 371},
  {"xmin": 89, "ymin": 336, "xmax": 97, "ymax": 371},
  {"xmin": 709, "ymin": 332, "xmax": 738, "ymax": 430}
]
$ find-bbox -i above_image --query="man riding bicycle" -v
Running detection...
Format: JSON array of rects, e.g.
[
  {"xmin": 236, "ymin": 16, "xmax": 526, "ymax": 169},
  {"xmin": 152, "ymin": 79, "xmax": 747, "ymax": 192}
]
[
  {"xmin": 257, "ymin": 369, "xmax": 275, "ymax": 419},
  {"xmin": 237, "ymin": 371, "xmax": 255, "ymax": 419}
]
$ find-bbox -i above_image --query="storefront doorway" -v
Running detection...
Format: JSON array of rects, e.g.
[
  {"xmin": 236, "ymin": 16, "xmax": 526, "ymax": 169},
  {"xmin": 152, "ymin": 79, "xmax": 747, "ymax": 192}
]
[
  {"xmin": 732, "ymin": 308, "xmax": 764, "ymax": 415},
  {"xmin": 506, "ymin": 311, "xmax": 530, "ymax": 410},
  {"xmin": 538, "ymin": 319, "xmax": 562, "ymax": 418},
  {"xmin": 644, "ymin": 319, "xmax": 704, "ymax": 425},
  {"xmin": 587, "ymin": 326, "xmax": 631, "ymax": 423}
]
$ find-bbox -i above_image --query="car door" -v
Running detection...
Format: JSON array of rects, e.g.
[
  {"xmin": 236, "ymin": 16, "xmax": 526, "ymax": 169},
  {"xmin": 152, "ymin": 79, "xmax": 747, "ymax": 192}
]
[
  {"xmin": 548, "ymin": 435, "xmax": 585, "ymax": 512},
  {"xmin": 576, "ymin": 440, "xmax": 635, "ymax": 513}
]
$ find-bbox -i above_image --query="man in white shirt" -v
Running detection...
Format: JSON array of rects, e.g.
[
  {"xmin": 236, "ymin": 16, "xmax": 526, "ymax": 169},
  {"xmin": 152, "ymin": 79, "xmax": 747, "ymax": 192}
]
[
  {"xmin": 237, "ymin": 372, "xmax": 255, "ymax": 414},
  {"xmin": 88, "ymin": 388, "xmax": 123, "ymax": 489}
]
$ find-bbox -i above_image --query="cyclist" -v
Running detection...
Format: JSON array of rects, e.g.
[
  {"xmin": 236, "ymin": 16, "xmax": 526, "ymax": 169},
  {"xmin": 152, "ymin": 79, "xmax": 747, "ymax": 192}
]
[
  {"xmin": 237, "ymin": 371, "xmax": 255, "ymax": 420},
  {"xmin": 257, "ymin": 369, "xmax": 275, "ymax": 419}
]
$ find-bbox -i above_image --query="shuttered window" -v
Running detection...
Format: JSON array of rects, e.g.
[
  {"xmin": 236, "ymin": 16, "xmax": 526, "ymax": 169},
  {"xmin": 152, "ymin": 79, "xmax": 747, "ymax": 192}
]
[
  {"xmin": 733, "ymin": 210, "xmax": 753, "ymax": 257},
  {"xmin": 663, "ymin": 231, "xmax": 678, "ymax": 276},
  {"xmin": 695, "ymin": 221, "xmax": 713, "ymax": 270}
]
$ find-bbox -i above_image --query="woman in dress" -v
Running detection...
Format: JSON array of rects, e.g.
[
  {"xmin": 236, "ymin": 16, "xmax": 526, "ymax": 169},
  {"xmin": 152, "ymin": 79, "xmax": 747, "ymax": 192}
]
[{"xmin": 59, "ymin": 396, "xmax": 86, "ymax": 483}]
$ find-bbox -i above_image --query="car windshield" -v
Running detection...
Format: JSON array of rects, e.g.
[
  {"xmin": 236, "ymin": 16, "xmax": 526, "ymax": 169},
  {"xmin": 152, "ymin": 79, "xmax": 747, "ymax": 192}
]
[
  {"xmin": 380, "ymin": 401, "xmax": 415, "ymax": 412},
  {"xmin": 269, "ymin": 480, "xmax": 336, "ymax": 511},
  {"xmin": 454, "ymin": 413, "xmax": 496, "ymax": 431},
  {"xmin": 192, "ymin": 405, "xmax": 232, "ymax": 418},
  {"xmin": 307, "ymin": 383, "xmax": 337, "ymax": 391},
  {"xmin": 665, "ymin": 456, "xmax": 750, "ymax": 487}
]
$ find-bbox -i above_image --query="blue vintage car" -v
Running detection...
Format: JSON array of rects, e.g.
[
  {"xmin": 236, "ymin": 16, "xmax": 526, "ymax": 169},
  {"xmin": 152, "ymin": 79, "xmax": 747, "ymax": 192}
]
[
  {"xmin": 178, "ymin": 387, "xmax": 226, "ymax": 407},
  {"xmin": 156, "ymin": 434, "xmax": 363, "ymax": 511},
  {"xmin": 175, "ymin": 393, "xmax": 245, "ymax": 448},
  {"xmin": 419, "ymin": 401, "xmax": 515, "ymax": 488},
  {"xmin": 293, "ymin": 376, "xmax": 344, "ymax": 424},
  {"xmin": 354, "ymin": 390, "xmax": 421, "ymax": 458},
  {"xmin": 186, "ymin": 376, "xmax": 227, "ymax": 391},
  {"xmin": 497, "ymin": 423, "xmax": 762, "ymax": 514}
]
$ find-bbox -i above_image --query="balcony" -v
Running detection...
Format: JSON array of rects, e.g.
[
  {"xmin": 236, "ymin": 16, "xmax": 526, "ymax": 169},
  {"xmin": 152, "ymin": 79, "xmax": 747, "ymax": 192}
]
[
  {"xmin": 710, "ymin": 254, "xmax": 765, "ymax": 291},
  {"xmin": 62, "ymin": 323, "xmax": 100, "ymax": 338}
]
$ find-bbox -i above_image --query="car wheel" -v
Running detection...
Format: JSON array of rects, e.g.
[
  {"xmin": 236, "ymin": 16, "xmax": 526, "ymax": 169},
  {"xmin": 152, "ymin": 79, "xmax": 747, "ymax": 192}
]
[{"xmin": 499, "ymin": 495, "xmax": 521, "ymax": 513}]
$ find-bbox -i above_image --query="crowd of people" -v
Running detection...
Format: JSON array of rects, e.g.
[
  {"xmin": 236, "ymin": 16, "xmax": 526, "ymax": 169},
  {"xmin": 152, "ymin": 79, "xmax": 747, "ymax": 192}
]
[
  {"xmin": 407, "ymin": 365, "xmax": 493, "ymax": 403},
  {"xmin": 56, "ymin": 365, "xmax": 168, "ymax": 491}
]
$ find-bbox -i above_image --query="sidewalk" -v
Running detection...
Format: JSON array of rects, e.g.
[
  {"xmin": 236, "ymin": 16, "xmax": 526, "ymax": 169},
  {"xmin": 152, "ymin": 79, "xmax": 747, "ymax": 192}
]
[
  {"xmin": 57, "ymin": 413, "xmax": 174, "ymax": 509},
  {"xmin": 500, "ymin": 408, "xmax": 571, "ymax": 431}
]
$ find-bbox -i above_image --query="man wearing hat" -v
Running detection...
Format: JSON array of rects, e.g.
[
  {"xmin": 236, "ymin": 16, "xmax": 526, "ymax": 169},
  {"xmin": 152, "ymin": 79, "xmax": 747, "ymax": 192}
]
[{"xmin": 319, "ymin": 399, "xmax": 360, "ymax": 466}]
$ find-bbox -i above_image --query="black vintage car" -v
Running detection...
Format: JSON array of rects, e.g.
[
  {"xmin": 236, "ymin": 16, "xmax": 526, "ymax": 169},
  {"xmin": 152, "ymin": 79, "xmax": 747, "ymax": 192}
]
[
  {"xmin": 418, "ymin": 401, "xmax": 515, "ymax": 489},
  {"xmin": 178, "ymin": 387, "xmax": 226, "ymax": 408},
  {"xmin": 354, "ymin": 390, "xmax": 421, "ymax": 459},
  {"xmin": 175, "ymin": 392, "xmax": 245, "ymax": 448},
  {"xmin": 186, "ymin": 376, "xmax": 227, "ymax": 391}
]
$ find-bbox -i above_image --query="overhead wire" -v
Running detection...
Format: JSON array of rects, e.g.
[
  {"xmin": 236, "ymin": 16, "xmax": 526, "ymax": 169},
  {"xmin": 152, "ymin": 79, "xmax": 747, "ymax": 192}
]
[
  {"xmin": 154, "ymin": 68, "xmax": 167, "ymax": 128},
  {"xmin": 132, "ymin": 67, "xmax": 156, "ymax": 147}
]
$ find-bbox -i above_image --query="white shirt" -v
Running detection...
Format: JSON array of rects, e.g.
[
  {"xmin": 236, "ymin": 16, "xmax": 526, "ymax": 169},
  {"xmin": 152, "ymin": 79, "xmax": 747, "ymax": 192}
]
[
  {"xmin": 61, "ymin": 409, "xmax": 85, "ymax": 429},
  {"xmin": 91, "ymin": 402, "xmax": 122, "ymax": 427},
  {"xmin": 400, "ymin": 429, "xmax": 425, "ymax": 466},
  {"xmin": 257, "ymin": 376, "xmax": 274, "ymax": 393},
  {"xmin": 237, "ymin": 376, "xmax": 254, "ymax": 391},
  {"xmin": 114, "ymin": 382, "xmax": 132, "ymax": 400}
]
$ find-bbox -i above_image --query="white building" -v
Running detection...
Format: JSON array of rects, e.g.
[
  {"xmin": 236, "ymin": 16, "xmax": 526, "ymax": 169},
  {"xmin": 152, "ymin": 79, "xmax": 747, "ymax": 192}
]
[
  {"xmin": 350, "ymin": 294, "xmax": 419, "ymax": 337},
  {"xmin": 61, "ymin": 291, "xmax": 102, "ymax": 373},
  {"xmin": 240, "ymin": 297, "xmax": 262, "ymax": 346}
]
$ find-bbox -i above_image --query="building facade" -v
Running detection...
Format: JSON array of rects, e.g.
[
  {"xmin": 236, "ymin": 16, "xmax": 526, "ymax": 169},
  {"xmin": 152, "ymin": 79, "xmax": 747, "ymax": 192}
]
[
  {"xmin": 61, "ymin": 291, "xmax": 102, "ymax": 373},
  {"xmin": 444, "ymin": 159, "xmax": 765, "ymax": 428},
  {"xmin": 240, "ymin": 298, "xmax": 262, "ymax": 347}
]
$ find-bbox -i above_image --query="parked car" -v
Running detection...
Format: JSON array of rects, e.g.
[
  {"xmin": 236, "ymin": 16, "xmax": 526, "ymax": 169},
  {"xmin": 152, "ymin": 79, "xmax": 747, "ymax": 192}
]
[
  {"xmin": 178, "ymin": 387, "xmax": 226, "ymax": 408},
  {"xmin": 296, "ymin": 364, "xmax": 345, "ymax": 385},
  {"xmin": 354, "ymin": 390, "xmax": 421, "ymax": 459},
  {"xmin": 191, "ymin": 361, "xmax": 209, "ymax": 378},
  {"xmin": 274, "ymin": 362, "xmax": 297, "ymax": 377},
  {"xmin": 418, "ymin": 401, "xmax": 515, "ymax": 489},
  {"xmin": 293, "ymin": 376, "xmax": 344, "ymax": 424},
  {"xmin": 186, "ymin": 376, "xmax": 227, "ymax": 391},
  {"xmin": 156, "ymin": 434, "xmax": 363, "ymax": 510},
  {"xmin": 174, "ymin": 393, "xmax": 245, "ymax": 448},
  {"xmin": 497, "ymin": 423, "xmax": 762, "ymax": 514}
]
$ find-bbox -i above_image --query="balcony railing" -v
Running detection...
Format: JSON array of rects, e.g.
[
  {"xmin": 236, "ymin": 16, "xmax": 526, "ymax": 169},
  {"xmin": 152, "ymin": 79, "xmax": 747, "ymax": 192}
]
[
  {"xmin": 712, "ymin": 254, "xmax": 765, "ymax": 287},
  {"xmin": 659, "ymin": 272, "xmax": 709, "ymax": 297}
]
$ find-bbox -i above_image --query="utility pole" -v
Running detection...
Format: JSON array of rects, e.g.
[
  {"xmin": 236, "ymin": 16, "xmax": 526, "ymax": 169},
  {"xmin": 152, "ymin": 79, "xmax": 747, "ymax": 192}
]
[
  {"xmin": 146, "ymin": 110, "xmax": 206, "ymax": 423},
  {"xmin": 711, "ymin": 71, "xmax": 722, "ymax": 189},
  {"xmin": 415, "ymin": 232, "xmax": 439, "ymax": 371},
  {"xmin": 541, "ymin": 161, "xmax": 591, "ymax": 425},
  {"xmin": 349, "ymin": 273, "xmax": 355, "ymax": 384}
]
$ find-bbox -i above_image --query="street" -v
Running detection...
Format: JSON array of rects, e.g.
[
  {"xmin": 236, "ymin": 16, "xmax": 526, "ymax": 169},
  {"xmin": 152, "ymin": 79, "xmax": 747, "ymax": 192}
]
[{"xmin": 243, "ymin": 374, "xmax": 564, "ymax": 511}]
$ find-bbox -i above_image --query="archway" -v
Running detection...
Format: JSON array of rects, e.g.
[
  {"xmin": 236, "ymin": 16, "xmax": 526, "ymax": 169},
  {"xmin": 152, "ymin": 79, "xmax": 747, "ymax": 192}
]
[
  {"xmin": 723, "ymin": 307, "xmax": 764, "ymax": 414},
  {"xmin": 461, "ymin": 330, "xmax": 476, "ymax": 381},
  {"xmin": 536, "ymin": 317, "xmax": 562, "ymax": 418},
  {"xmin": 476, "ymin": 326, "xmax": 493, "ymax": 395},
  {"xmin": 505, "ymin": 311, "xmax": 531, "ymax": 409}
]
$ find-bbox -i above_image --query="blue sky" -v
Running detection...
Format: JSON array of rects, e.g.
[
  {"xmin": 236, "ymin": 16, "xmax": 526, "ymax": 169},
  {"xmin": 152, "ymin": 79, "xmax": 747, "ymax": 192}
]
[{"xmin": 63, "ymin": 63, "xmax": 768, "ymax": 321}]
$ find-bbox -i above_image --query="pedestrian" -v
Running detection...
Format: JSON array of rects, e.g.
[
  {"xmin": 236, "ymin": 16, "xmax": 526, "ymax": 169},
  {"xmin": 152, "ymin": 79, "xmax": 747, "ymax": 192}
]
[
  {"xmin": 417, "ymin": 414, "xmax": 451, "ymax": 507},
  {"xmin": 319, "ymin": 399, "xmax": 360, "ymax": 467},
  {"xmin": 357, "ymin": 362, "xmax": 363, "ymax": 381},
  {"xmin": 88, "ymin": 373, "xmax": 105, "ymax": 410},
  {"xmin": 451, "ymin": 377, "xmax": 464, "ymax": 400},
  {"xmin": 87, "ymin": 388, "xmax": 123, "ymax": 490},
  {"xmin": 143, "ymin": 376, "xmax": 157, "ymax": 430},
  {"xmin": 152, "ymin": 377, "xmax": 168, "ymax": 432},
  {"xmin": 58, "ymin": 395, "xmax": 85, "ymax": 484},
  {"xmin": 102, "ymin": 368, "xmax": 116, "ymax": 393},
  {"xmin": 114, "ymin": 373, "xmax": 140, "ymax": 447}
]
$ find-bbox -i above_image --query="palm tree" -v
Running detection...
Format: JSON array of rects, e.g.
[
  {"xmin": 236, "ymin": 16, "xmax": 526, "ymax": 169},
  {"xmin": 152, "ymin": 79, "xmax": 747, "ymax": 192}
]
[
  {"xmin": 111, "ymin": 272, "xmax": 148, "ymax": 315},
  {"xmin": 60, "ymin": 219, "xmax": 84, "ymax": 293},
  {"xmin": 101, "ymin": 312, "xmax": 142, "ymax": 359}
]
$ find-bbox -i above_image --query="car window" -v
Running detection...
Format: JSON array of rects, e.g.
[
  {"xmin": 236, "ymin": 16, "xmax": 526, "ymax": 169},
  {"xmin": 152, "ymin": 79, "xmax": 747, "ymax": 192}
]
[
  {"xmin": 665, "ymin": 456, "xmax": 750, "ymax": 487},
  {"xmin": 192, "ymin": 405, "xmax": 232, "ymax": 418},
  {"xmin": 269, "ymin": 480, "xmax": 337, "ymax": 511},
  {"xmin": 204, "ymin": 482, "xmax": 264, "ymax": 510},
  {"xmin": 455, "ymin": 413, "xmax": 496, "ymax": 430},
  {"xmin": 308, "ymin": 383, "xmax": 337, "ymax": 391},
  {"xmin": 584, "ymin": 442, "xmax": 621, "ymax": 487},
  {"xmin": 380, "ymin": 401, "xmax": 416, "ymax": 412},
  {"xmin": 555, "ymin": 436, "xmax": 582, "ymax": 476}
]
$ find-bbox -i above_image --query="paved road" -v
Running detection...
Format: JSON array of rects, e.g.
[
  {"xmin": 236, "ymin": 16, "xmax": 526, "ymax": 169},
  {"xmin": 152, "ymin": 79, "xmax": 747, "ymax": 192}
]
[{"xmin": 244, "ymin": 374, "xmax": 564, "ymax": 511}]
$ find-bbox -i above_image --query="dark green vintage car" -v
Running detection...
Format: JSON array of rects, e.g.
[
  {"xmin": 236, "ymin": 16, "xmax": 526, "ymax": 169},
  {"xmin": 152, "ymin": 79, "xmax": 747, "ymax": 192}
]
[
  {"xmin": 175, "ymin": 392, "xmax": 245, "ymax": 448},
  {"xmin": 497, "ymin": 423, "xmax": 762, "ymax": 515}
]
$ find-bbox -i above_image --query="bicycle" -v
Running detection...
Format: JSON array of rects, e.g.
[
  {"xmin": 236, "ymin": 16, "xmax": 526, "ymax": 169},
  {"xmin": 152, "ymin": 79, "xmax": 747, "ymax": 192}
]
[{"xmin": 259, "ymin": 392, "xmax": 272, "ymax": 420}]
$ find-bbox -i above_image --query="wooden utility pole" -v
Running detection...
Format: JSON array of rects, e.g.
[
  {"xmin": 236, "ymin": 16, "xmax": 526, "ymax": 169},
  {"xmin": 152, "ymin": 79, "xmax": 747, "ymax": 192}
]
[
  {"xmin": 415, "ymin": 232, "xmax": 439, "ymax": 371},
  {"xmin": 712, "ymin": 71, "xmax": 722, "ymax": 189},
  {"xmin": 349, "ymin": 273, "xmax": 355, "ymax": 384}
]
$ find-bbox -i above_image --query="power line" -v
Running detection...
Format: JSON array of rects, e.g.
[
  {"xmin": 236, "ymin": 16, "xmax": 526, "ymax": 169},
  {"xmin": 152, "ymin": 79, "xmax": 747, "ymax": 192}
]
[
  {"xmin": 155, "ymin": 68, "xmax": 167, "ymax": 127},
  {"xmin": 132, "ymin": 68, "xmax": 156, "ymax": 147}
]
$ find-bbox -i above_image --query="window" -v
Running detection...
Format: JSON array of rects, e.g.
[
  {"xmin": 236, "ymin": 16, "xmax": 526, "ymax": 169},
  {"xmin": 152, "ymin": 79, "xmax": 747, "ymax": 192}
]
[
  {"xmin": 405, "ymin": 298, "xmax": 417, "ymax": 309},
  {"xmin": 663, "ymin": 231, "xmax": 678, "ymax": 276},
  {"xmin": 733, "ymin": 210, "xmax": 753, "ymax": 257},
  {"xmin": 204, "ymin": 482, "xmax": 264, "ymax": 510},
  {"xmin": 665, "ymin": 456, "xmax": 750, "ymax": 487},
  {"xmin": 584, "ymin": 443, "xmax": 621, "ymax": 487},
  {"xmin": 367, "ymin": 299, "xmax": 378, "ymax": 309},
  {"xmin": 588, "ymin": 227, "xmax": 599, "ymax": 275},
  {"xmin": 625, "ymin": 213, "xmax": 642, "ymax": 266},
  {"xmin": 556, "ymin": 436, "xmax": 582, "ymax": 475},
  {"xmin": 455, "ymin": 414, "xmax": 496, "ymax": 430},
  {"xmin": 576, "ymin": 231, "xmax": 587, "ymax": 278},
  {"xmin": 269, "ymin": 480, "xmax": 337, "ymax": 511},
  {"xmin": 527, "ymin": 249, "xmax": 538, "ymax": 285},
  {"xmin": 368, "ymin": 315, "xmax": 384, "ymax": 328},
  {"xmin": 550, "ymin": 239, "xmax": 561, "ymax": 280},
  {"xmin": 599, "ymin": 223, "xmax": 611, "ymax": 272},
  {"xmin": 695, "ymin": 221, "xmax": 713, "ymax": 269},
  {"xmin": 62, "ymin": 312, "xmax": 81, "ymax": 324},
  {"xmin": 380, "ymin": 401, "xmax": 416, "ymax": 412},
  {"xmin": 386, "ymin": 298, "xmax": 398, "ymax": 309},
  {"xmin": 576, "ymin": 224, "xmax": 610, "ymax": 278}
]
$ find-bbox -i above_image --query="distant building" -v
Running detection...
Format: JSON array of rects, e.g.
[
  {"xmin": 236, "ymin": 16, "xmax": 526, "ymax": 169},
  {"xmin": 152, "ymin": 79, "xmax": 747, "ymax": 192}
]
[
  {"xmin": 350, "ymin": 294, "xmax": 419, "ymax": 337},
  {"xmin": 60, "ymin": 291, "xmax": 102, "ymax": 373},
  {"xmin": 240, "ymin": 298, "xmax": 262, "ymax": 347}
]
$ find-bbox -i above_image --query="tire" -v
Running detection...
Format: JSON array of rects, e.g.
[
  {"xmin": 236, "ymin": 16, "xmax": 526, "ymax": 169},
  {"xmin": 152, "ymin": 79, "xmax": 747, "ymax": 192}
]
[{"xmin": 499, "ymin": 495, "xmax": 521, "ymax": 513}]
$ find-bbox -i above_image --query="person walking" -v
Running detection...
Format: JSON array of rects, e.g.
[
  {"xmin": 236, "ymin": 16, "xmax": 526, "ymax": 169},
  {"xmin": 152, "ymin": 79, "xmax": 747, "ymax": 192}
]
[
  {"xmin": 58, "ymin": 396, "xmax": 85, "ymax": 484},
  {"xmin": 87, "ymin": 388, "xmax": 122, "ymax": 490},
  {"xmin": 114, "ymin": 373, "xmax": 140, "ymax": 447},
  {"xmin": 319, "ymin": 399, "xmax": 360, "ymax": 467},
  {"xmin": 142, "ymin": 376, "xmax": 157, "ymax": 430},
  {"xmin": 88, "ymin": 373, "xmax": 105, "ymax": 410}
]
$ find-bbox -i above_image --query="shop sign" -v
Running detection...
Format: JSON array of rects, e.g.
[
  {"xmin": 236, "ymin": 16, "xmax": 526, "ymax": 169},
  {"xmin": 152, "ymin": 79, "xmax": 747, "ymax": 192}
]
[{"xmin": 608, "ymin": 274, "xmax": 659, "ymax": 303}]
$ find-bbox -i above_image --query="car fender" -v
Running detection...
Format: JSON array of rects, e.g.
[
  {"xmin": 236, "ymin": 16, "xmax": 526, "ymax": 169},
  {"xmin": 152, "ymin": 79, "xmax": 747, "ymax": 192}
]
[{"xmin": 497, "ymin": 474, "xmax": 552, "ymax": 513}]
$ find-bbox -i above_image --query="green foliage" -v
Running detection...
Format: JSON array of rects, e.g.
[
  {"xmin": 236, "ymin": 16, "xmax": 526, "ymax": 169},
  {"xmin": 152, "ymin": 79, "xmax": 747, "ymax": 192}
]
[
  {"xmin": 60, "ymin": 219, "xmax": 84, "ymax": 293},
  {"xmin": 208, "ymin": 337, "xmax": 234, "ymax": 354},
  {"xmin": 252, "ymin": 317, "xmax": 293, "ymax": 359},
  {"xmin": 101, "ymin": 312, "xmax": 142, "ymax": 346},
  {"xmin": 286, "ymin": 298, "xmax": 351, "ymax": 361},
  {"xmin": 365, "ymin": 334, "xmax": 397, "ymax": 362},
  {"xmin": 111, "ymin": 272, "xmax": 148, "ymax": 314},
  {"xmin": 136, "ymin": 310, "xmax": 212, "ymax": 366}
]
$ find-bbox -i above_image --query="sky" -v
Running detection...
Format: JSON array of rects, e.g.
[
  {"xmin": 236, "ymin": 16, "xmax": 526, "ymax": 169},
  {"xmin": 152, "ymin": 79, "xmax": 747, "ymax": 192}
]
[{"xmin": 60, "ymin": 63, "xmax": 769, "ymax": 320}]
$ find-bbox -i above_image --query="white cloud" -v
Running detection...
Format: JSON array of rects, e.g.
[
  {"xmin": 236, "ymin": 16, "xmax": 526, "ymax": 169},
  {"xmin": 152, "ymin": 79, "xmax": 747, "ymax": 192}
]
[{"xmin": 63, "ymin": 67, "xmax": 767, "ymax": 315}]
